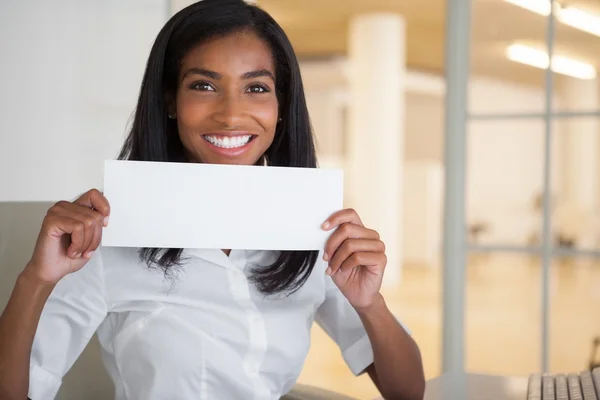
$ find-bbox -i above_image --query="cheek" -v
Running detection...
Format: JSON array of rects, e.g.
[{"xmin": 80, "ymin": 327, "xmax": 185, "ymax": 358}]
[
  {"xmin": 254, "ymin": 99, "xmax": 279, "ymax": 132},
  {"xmin": 176, "ymin": 96, "xmax": 209, "ymax": 128}
]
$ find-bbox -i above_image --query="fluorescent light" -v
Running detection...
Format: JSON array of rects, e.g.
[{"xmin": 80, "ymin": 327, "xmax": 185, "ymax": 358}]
[
  {"xmin": 504, "ymin": 0, "xmax": 551, "ymax": 16},
  {"xmin": 505, "ymin": 44, "xmax": 597, "ymax": 80},
  {"xmin": 504, "ymin": 0, "xmax": 600, "ymax": 37},
  {"xmin": 559, "ymin": 7, "xmax": 600, "ymax": 36}
]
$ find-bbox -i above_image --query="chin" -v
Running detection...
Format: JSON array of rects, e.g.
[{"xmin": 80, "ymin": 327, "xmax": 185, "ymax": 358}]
[
  {"xmin": 190, "ymin": 153, "xmax": 263, "ymax": 166},
  {"xmin": 209, "ymin": 157, "xmax": 260, "ymax": 166}
]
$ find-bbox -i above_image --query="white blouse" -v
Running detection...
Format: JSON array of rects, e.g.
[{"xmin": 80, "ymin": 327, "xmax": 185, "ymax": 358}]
[{"xmin": 28, "ymin": 246, "xmax": 408, "ymax": 399}]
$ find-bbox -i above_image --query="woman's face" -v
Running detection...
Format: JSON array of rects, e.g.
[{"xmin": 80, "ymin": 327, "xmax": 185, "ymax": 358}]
[{"xmin": 172, "ymin": 30, "xmax": 279, "ymax": 165}]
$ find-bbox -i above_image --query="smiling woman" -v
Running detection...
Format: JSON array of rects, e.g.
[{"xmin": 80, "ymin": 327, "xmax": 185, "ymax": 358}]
[
  {"xmin": 118, "ymin": 0, "xmax": 319, "ymax": 296},
  {"xmin": 0, "ymin": 1, "xmax": 425, "ymax": 399}
]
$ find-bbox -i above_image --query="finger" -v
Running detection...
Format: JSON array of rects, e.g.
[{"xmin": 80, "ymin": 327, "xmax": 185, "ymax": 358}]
[
  {"xmin": 74, "ymin": 189, "xmax": 111, "ymax": 226},
  {"xmin": 336, "ymin": 252, "xmax": 387, "ymax": 275},
  {"xmin": 83, "ymin": 215, "xmax": 103, "ymax": 259},
  {"xmin": 326, "ymin": 239, "xmax": 385, "ymax": 276},
  {"xmin": 66, "ymin": 218, "xmax": 87, "ymax": 258},
  {"xmin": 43, "ymin": 215, "xmax": 86, "ymax": 258},
  {"xmin": 322, "ymin": 208, "xmax": 363, "ymax": 231},
  {"xmin": 323, "ymin": 222, "xmax": 380, "ymax": 262},
  {"xmin": 49, "ymin": 203, "xmax": 102, "ymax": 257},
  {"xmin": 69, "ymin": 205, "xmax": 104, "ymax": 257}
]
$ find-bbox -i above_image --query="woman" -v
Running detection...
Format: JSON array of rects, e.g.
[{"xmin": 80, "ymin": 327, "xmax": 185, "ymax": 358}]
[{"xmin": 0, "ymin": 0, "xmax": 425, "ymax": 399}]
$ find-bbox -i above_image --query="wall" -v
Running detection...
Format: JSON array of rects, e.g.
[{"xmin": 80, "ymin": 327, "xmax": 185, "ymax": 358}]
[{"xmin": 0, "ymin": 0, "xmax": 166, "ymax": 202}]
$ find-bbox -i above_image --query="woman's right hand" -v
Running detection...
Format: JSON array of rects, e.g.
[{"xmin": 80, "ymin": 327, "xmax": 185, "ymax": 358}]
[{"xmin": 23, "ymin": 189, "xmax": 111, "ymax": 285}]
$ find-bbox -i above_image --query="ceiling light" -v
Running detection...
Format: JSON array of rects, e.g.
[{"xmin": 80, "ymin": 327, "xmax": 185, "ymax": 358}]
[
  {"xmin": 505, "ymin": 44, "xmax": 597, "ymax": 80},
  {"xmin": 504, "ymin": 0, "xmax": 600, "ymax": 37},
  {"xmin": 559, "ymin": 7, "xmax": 600, "ymax": 36},
  {"xmin": 504, "ymin": 0, "xmax": 551, "ymax": 16}
]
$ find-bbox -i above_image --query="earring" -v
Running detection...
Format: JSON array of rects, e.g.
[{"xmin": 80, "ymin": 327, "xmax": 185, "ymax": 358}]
[
  {"xmin": 278, "ymin": 117, "xmax": 282, "ymax": 122},
  {"xmin": 168, "ymin": 114, "xmax": 176, "ymax": 119}
]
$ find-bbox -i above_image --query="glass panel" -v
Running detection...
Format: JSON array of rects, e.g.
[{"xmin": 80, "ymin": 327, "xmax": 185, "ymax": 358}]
[
  {"xmin": 552, "ymin": 116, "xmax": 600, "ymax": 252},
  {"xmin": 466, "ymin": 253, "xmax": 541, "ymax": 375},
  {"xmin": 299, "ymin": 327, "xmax": 379, "ymax": 399},
  {"xmin": 382, "ymin": 265, "xmax": 442, "ymax": 379},
  {"xmin": 552, "ymin": 0, "xmax": 600, "ymax": 112},
  {"xmin": 470, "ymin": 0, "xmax": 547, "ymax": 115},
  {"xmin": 467, "ymin": 119, "xmax": 549, "ymax": 247},
  {"xmin": 549, "ymin": 256, "xmax": 600, "ymax": 373}
]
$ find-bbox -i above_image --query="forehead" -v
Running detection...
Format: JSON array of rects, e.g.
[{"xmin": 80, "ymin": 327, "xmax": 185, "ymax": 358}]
[{"xmin": 180, "ymin": 31, "xmax": 275, "ymax": 74}]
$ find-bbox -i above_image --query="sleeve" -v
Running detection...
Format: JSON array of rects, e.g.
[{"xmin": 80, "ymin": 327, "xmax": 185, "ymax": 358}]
[
  {"xmin": 314, "ymin": 277, "xmax": 411, "ymax": 377},
  {"xmin": 28, "ymin": 250, "xmax": 108, "ymax": 400}
]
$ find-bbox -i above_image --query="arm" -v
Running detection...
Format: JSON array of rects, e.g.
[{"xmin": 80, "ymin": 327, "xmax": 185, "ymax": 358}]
[
  {"xmin": 322, "ymin": 208, "xmax": 426, "ymax": 400},
  {"xmin": 358, "ymin": 294, "xmax": 425, "ymax": 400},
  {"xmin": 0, "ymin": 189, "xmax": 110, "ymax": 399},
  {"xmin": 0, "ymin": 272, "xmax": 55, "ymax": 399}
]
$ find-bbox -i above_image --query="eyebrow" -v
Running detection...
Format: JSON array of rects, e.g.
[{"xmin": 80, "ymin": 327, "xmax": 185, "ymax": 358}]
[{"xmin": 182, "ymin": 68, "xmax": 275, "ymax": 82}]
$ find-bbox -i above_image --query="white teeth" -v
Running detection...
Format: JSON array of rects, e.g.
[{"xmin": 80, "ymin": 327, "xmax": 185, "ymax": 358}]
[{"xmin": 204, "ymin": 135, "xmax": 252, "ymax": 149}]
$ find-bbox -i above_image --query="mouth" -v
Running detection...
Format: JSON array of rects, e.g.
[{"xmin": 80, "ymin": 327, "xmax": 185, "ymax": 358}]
[{"xmin": 201, "ymin": 134, "xmax": 257, "ymax": 149}]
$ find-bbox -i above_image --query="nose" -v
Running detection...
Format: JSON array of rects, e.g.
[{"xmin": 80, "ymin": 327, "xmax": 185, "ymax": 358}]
[{"xmin": 212, "ymin": 93, "xmax": 244, "ymax": 128}]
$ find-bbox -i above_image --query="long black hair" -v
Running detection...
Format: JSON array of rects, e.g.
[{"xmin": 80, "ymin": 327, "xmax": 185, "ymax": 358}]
[{"xmin": 118, "ymin": 0, "xmax": 319, "ymax": 296}]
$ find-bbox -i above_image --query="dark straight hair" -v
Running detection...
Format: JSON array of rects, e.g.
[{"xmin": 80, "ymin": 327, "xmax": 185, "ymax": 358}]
[{"xmin": 118, "ymin": 0, "xmax": 319, "ymax": 296}]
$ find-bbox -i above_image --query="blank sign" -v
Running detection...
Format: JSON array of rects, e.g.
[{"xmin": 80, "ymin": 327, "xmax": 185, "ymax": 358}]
[{"xmin": 102, "ymin": 160, "xmax": 344, "ymax": 250}]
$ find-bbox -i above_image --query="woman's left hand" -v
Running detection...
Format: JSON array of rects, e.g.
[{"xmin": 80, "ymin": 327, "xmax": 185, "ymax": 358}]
[{"xmin": 322, "ymin": 208, "xmax": 386, "ymax": 310}]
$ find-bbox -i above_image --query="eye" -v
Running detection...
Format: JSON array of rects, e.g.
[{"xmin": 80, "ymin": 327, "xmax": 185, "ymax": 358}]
[
  {"xmin": 247, "ymin": 84, "xmax": 270, "ymax": 94},
  {"xmin": 190, "ymin": 81, "xmax": 215, "ymax": 91}
]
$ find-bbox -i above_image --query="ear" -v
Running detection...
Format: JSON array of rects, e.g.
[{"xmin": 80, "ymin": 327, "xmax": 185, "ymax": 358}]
[{"xmin": 165, "ymin": 92, "xmax": 176, "ymax": 118}]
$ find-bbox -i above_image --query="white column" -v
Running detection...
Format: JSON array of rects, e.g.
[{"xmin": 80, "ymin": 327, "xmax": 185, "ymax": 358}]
[
  {"xmin": 346, "ymin": 14, "xmax": 405, "ymax": 286},
  {"xmin": 561, "ymin": 78, "xmax": 599, "ymax": 247}
]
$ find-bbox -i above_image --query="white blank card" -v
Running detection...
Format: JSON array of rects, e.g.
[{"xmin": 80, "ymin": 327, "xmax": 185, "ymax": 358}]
[{"xmin": 102, "ymin": 160, "xmax": 344, "ymax": 250}]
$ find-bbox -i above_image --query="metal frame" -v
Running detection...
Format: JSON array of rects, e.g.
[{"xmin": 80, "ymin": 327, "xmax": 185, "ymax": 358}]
[
  {"xmin": 442, "ymin": 0, "xmax": 470, "ymax": 375},
  {"xmin": 443, "ymin": 0, "xmax": 600, "ymax": 374},
  {"xmin": 539, "ymin": 0, "xmax": 557, "ymax": 373}
]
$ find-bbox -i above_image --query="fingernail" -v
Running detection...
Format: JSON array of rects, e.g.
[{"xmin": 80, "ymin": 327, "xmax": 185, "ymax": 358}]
[
  {"xmin": 323, "ymin": 252, "xmax": 329, "ymax": 261},
  {"xmin": 322, "ymin": 221, "xmax": 330, "ymax": 230},
  {"xmin": 103, "ymin": 216, "xmax": 109, "ymax": 227},
  {"xmin": 325, "ymin": 267, "xmax": 332, "ymax": 276},
  {"xmin": 85, "ymin": 251, "xmax": 95, "ymax": 259},
  {"xmin": 74, "ymin": 252, "xmax": 81, "ymax": 258}
]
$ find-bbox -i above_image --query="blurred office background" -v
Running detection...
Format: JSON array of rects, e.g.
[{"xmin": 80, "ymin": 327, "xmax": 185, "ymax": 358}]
[{"xmin": 2, "ymin": 0, "xmax": 600, "ymax": 399}]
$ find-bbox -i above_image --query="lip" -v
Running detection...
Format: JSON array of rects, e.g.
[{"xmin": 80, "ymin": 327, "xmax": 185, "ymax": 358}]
[
  {"xmin": 203, "ymin": 131, "xmax": 256, "ymax": 137},
  {"xmin": 201, "ymin": 132, "xmax": 258, "ymax": 158}
]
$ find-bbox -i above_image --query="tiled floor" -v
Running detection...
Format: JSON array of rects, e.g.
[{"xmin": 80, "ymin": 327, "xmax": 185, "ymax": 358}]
[{"xmin": 296, "ymin": 254, "xmax": 600, "ymax": 399}]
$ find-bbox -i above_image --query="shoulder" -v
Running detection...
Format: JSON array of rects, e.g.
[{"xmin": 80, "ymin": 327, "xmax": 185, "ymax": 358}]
[
  {"xmin": 92, "ymin": 246, "xmax": 170, "ymax": 279},
  {"xmin": 62, "ymin": 246, "xmax": 143, "ymax": 284},
  {"xmin": 246, "ymin": 249, "xmax": 330, "ymax": 304},
  {"xmin": 54, "ymin": 246, "xmax": 150, "ymax": 302},
  {"xmin": 96, "ymin": 246, "xmax": 187, "ymax": 303},
  {"xmin": 96, "ymin": 246, "xmax": 142, "ymax": 267}
]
